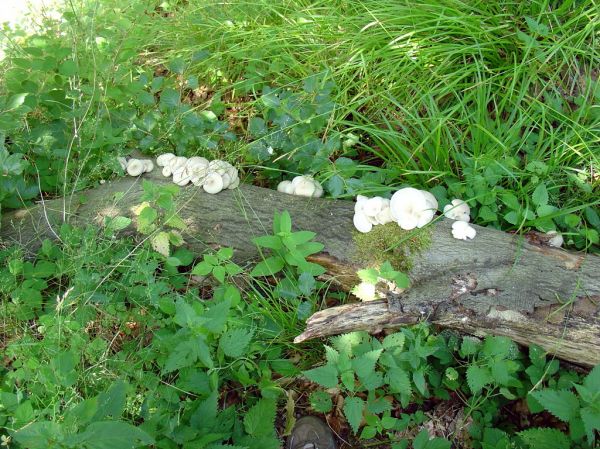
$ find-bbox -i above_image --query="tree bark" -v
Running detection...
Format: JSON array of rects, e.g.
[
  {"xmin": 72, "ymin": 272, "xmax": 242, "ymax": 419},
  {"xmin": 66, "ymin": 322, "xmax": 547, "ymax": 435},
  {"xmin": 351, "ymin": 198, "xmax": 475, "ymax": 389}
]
[{"xmin": 2, "ymin": 171, "xmax": 599, "ymax": 366}]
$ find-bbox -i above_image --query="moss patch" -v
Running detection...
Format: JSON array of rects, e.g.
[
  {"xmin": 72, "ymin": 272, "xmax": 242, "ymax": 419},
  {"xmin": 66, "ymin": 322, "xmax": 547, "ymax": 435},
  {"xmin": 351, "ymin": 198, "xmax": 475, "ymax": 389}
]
[{"xmin": 353, "ymin": 223, "xmax": 432, "ymax": 272}]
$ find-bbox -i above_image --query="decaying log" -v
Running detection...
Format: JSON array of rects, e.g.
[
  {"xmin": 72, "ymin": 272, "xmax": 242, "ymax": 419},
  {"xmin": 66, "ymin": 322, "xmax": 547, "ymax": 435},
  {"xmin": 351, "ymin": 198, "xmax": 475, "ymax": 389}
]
[{"xmin": 1, "ymin": 171, "xmax": 599, "ymax": 366}]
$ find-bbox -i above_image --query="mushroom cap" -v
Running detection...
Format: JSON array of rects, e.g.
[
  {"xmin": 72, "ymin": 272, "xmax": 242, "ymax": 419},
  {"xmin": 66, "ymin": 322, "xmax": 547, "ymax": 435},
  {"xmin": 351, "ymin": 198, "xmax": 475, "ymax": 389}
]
[
  {"xmin": 226, "ymin": 165, "xmax": 238, "ymax": 180},
  {"xmin": 203, "ymin": 172, "xmax": 224, "ymax": 194},
  {"xmin": 117, "ymin": 157, "xmax": 128, "ymax": 170},
  {"xmin": 390, "ymin": 187, "xmax": 435, "ymax": 230},
  {"xmin": 422, "ymin": 191, "xmax": 438, "ymax": 212},
  {"xmin": 162, "ymin": 166, "xmax": 172, "ymax": 177},
  {"xmin": 186, "ymin": 156, "xmax": 209, "ymax": 171},
  {"xmin": 353, "ymin": 212, "xmax": 373, "ymax": 233},
  {"xmin": 451, "ymin": 220, "xmax": 476, "ymax": 240},
  {"xmin": 546, "ymin": 230, "xmax": 564, "ymax": 248},
  {"xmin": 443, "ymin": 199, "xmax": 470, "ymax": 222},
  {"xmin": 291, "ymin": 175, "xmax": 307, "ymax": 187},
  {"xmin": 173, "ymin": 167, "xmax": 191, "ymax": 186},
  {"xmin": 376, "ymin": 200, "xmax": 393, "ymax": 224},
  {"xmin": 156, "ymin": 153, "xmax": 175, "ymax": 167},
  {"xmin": 363, "ymin": 197, "xmax": 385, "ymax": 217},
  {"xmin": 142, "ymin": 160, "xmax": 154, "ymax": 173},
  {"xmin": 227, "ymin": 176, "xmax": 240, "ymax": 190},
  {"xmin": 126, "ymin": 159, "xmax": 144, "ymax": 176},
  {"xmin": 294, "ymin": 178, "xmax": 317, "ymax": 197},
  {"xmin": 277, "ymin": 180, "xmax": 293, "ymax": 193},
  {"xmin": 221, "ymin": 172, "xmax": 232, "ymax": 189},
  {"xmin": 312, "ymin": 180, "xmax": 323, "ymax": 198},
  {"xmin": 190, "ymin": 167, "xmax": 208, "ymax": 186},
  {"xmin": 169, "ymin": 156, "xmax": 188, "ymax": 171},
  {"xmin": 355, "ymin": 195, "xmax": 368, "ymax": 214}
]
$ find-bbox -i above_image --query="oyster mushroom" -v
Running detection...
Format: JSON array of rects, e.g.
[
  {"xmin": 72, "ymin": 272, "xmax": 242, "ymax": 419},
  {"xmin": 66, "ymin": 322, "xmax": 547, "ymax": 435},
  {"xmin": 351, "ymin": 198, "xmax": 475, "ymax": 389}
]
[
  {"xmin": 443, "ymin": 199, "xmax": 470, "ymax": 222},
  {"xmin": 126, "ymin": 159, "xmax": 145, "ymax": 176},
  {"xmin": 451, "ymin": 221, "xmax": 476, "ymax": 240},
  {"xmin": 203, "ymin": 172, "xmax": 224, "ymax": 194},
  {"xmin": 390, "ymin": 187, "xmax": 435, "ymax": 230},
  {"xmin": 156, "ymin": 153, "xmax": 175, "ymax": 167}
]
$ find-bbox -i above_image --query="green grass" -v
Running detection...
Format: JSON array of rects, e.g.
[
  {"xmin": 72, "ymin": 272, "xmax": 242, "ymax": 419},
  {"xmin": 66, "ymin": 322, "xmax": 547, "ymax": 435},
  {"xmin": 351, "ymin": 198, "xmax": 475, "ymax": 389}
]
[{"xmin": 138, "ymin": 0, "xmax": 598, "ymax": 245}]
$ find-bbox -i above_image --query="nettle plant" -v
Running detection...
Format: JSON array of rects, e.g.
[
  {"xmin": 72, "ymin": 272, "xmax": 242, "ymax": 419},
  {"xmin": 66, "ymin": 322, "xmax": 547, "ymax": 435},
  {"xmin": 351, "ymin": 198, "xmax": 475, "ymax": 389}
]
[{"xmin": 302, "ymin": 327, "xmax": 455, "ymax": 442}]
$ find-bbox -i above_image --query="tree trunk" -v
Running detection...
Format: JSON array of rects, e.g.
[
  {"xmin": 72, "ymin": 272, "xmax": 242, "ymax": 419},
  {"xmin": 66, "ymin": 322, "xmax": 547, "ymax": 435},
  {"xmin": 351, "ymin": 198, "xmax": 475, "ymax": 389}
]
[{"xmin": 2, "ymin": 171, "xmax": 599, "ymax": 366}]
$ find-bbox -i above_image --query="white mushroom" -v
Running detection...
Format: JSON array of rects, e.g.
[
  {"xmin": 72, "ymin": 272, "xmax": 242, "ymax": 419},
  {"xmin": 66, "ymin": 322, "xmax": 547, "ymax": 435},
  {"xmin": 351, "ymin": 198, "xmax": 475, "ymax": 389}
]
[
  {"xmin": 126, "ymin": 159, "xmax": 144, "ymax": 177},
  {"xmin": 142, "ymin": 160, "xmax": 154, "ymax": 173},
  {"xmin": 191, "ymin": 168, "xmax": 208, "ymax": 186},
  {"xmin": 186, "ymin": 156, "xmax": 209, "ymax": 171},
  {"xmin": 313, "ymin": 182, "xmax": 323, "ymax": 198},
  {"xmin": 376, "ymin": 199, "xmax": 393, "ymax": 224},
  {"xmin": 172, "ymin": 167, "xmax": 191, "ymax": 186},
  {"xmin": 355, "ymin": 195, "xmax": 368, "ymax": 214},
  {"xmin": 546, "ymin": 230, "xmax": 564, "ymax": 248},
  {"xmin": 117, "ymin": 157, "xmax": 128, "ymax": 170},
  {"xmin": 443, "ymin": 199, "xmax": 470, "ymax": 222},
  {"xmin": 363, "ymin": 197, "xmax": 384, "ymax": 218},
  {"xmin": 294, "ymin": 177, "xmax": 317, "ymax": 197},
  {"xmin": 162, "ymin": 166, "xmax": 172, "ymax": 177},
  {"xmin": 169, "ymin": 156, "xmax": 188, "ymax": 173},
  {"xmin": 277, "ymin": 180, "xmax": 293, "ymax": 194},
  {"xmin": 227, "ymin": 177, "xmax": 240, "ymax": 190},
  {"xmin": 451, "ymin": 221, "xmax": 476, "ymax": 240},
  {"xmin": 353, "ymin": 212, "xmax": 373, "ymax": 233},
  {"xmin": 422, "ymin": 191, "xmax": 439, "ymax": 212},
  {"xmin": 221, "ymin": 173, "xmax": 232, "ymax": 189},
  {"xmin": 390, "ymin": 187, "xmax": 435, "ymax": 230},
  {"xmin": 203, "ymin": 172, "xmax": 224, "ymax": 194},
  {"xmin": 156, "ymin": 153, "xmax": 175, "ymax": 167}
]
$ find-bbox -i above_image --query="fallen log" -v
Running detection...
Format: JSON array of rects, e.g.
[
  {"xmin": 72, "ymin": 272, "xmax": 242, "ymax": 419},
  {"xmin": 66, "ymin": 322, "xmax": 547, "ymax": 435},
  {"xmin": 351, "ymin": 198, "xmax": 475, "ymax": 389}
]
[{"xmin": 1, "ymin": 172, "xmax": 599, "ymax": 366}]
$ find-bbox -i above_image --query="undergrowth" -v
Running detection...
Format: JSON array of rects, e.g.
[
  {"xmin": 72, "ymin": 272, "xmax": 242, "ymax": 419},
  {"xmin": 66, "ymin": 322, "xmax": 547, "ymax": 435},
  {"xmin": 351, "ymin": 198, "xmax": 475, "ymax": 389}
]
[{"xmin": 0, "ymin": 1, "xmax": 599, "ymax": 448}]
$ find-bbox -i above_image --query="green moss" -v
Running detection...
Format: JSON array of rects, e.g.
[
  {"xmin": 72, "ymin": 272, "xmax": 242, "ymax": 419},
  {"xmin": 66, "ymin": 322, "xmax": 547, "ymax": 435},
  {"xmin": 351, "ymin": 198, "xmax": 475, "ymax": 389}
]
[{"xmin": 352, "ymin": 223, "xmax": 432, "ymax": 272}]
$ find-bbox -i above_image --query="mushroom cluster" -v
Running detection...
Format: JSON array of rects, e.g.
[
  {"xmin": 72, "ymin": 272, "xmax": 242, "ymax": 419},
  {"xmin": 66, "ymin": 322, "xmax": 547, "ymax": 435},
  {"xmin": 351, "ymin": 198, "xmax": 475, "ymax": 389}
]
[
  {"xmin": 118, "ymin": 157, "xmax": 154, "ymax": 177},
  {"xmin": 156, "ymin": 153, "xmax": 240, "ymax": 194},
  {"xmin": 443, "ymin": 198, "xmax": 476, "ymax": 240},
  {"xmin": 277, "ymin": 176, "xmax": 323, "ymax": 198},
  {"xmin": 353, "ymin": 195, "xmax": 394, "ymax": 233},
  {"xmin": 353, "ymin": 188, "xmax": 438, "ymax": 234}
]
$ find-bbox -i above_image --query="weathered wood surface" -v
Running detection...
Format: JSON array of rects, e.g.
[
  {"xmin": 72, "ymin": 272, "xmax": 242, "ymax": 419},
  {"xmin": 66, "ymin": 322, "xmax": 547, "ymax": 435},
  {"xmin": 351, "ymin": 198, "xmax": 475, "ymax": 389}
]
[{"xmin": 2, "ymin": 171, "xmax": 599, "ymax": 366}]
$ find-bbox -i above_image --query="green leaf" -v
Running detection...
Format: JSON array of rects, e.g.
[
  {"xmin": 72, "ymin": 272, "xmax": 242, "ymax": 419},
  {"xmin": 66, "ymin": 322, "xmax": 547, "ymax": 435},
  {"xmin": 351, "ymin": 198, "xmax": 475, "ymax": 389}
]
[
  {"xmin": 58, "ymin": 60, "xmax": 77, "ymax": 76},
  {"xmin": 530, "ymin": 390, "xmax": 580, "ymax": 422},
  {"xmin": 244, "ymin": 398, "xmax": 276, "ymax": 437},
  {"xmin": 298, "ymin": 272, "xmax": 316, "ymax": 296},
  {"xmin": 163, "ymin": 336, "xmax": 213, "ymax": 373},
  {"xmin": 138, "ymin": 206, "xmax": 157, "ymax": 231},
  {"xmin": 352, "ymin": 349, "xmax": 382, "ymax": 379},
  {"xmin": 382, "ymin": 333, "xmax": 405, "ymax": 351},
  {"xmin": 460, "ymin": 337, "xmax": 481, "ymax": 357},
  {"xmin": 192, "ymin": 261, "xmax": 213, "ymax": 276},
  {"xmin": 251, "ymin": 256, "xmax": 285, "ymax": 277},
  {"xmin": 466, "ymin": 365, "xmax": 492, "ymax": 394},
  {"xmin": 288, "ymin": 230, "xmax": 316, "ymax": 246},
  {"xmin": 357, "ymin": 268, "xmax": 379, "ymax": 284},
  {"xmin": 14, "ymin": 421, "xmax": 64, "ymax": 448},
  {"xmin": 71, "ymin": 421, "xmax": 154, "ymax": 449},
  {"xmin": 303, "ymin": 364, "xmax": 338, "ymax": 388},
  {"xmin": 277, "ymin": 211, "xmax": 292, "ymax": 234},
  {"xmin": 343, "ymin": 397, "xmax": 365, "ymax": 435},
  {"xmin": 217, "ymin": 247, "xmax": 233, "ymax": 260},
  {"xmin": 106, "ymin": 216, "xmax": 131, "ymax": 232},
  {"xmin": 252, "ymin": 235, "xmax": 283, "ymax": 250},
  {"xmin": 580, "ymin": 406, "xmax": 600, "ymax": 444},
  {"xmin": 387, "ymin": 367, "xmax": 411, "ymax": 396},
  {"xmin": 212, "ymin": 265, "xmax": 226, "ymax": 283},
  {"xmin": 248, "ymin": 117, "xmax": 267, "ymax": 137},
  {"xmin": 6, "ymin": 93, "xmax": 28, "ymax": 109},
  {"xmin": 203, "ymin": 298, "xmax": 232, "ymax": 334},
  {"xmin": 219, "ymin": 328, "xmax": 254, "ymax": 358},
  {"xmin": 160, "ymin": 88, "xmax": 180, "ymax": 109},
  {"xmin": 517, "ymin": 428, "xmax": 570, "ymax": 449},
  {"xmin": 151, "ymin": 232, "xmax": 170, "ymax": 257},
  {"xmin": 583, "ymin": 364, "xmax": 600, "ymax": 391},
  {"xmin": 532, "ymin": 183, "xmax": 548, "ymax": 207},
  {"xmin": 309, "ymin": 391, "xmax": 333, "ymax": 413}
]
